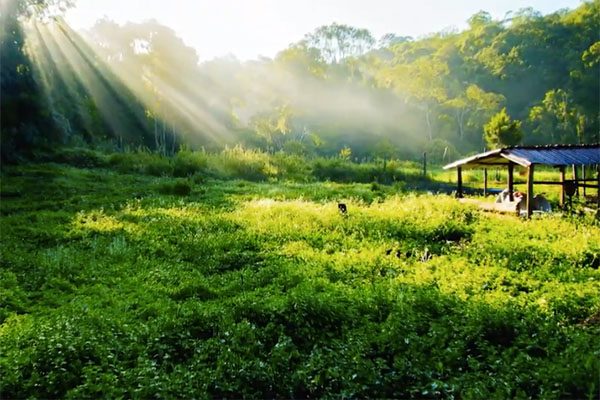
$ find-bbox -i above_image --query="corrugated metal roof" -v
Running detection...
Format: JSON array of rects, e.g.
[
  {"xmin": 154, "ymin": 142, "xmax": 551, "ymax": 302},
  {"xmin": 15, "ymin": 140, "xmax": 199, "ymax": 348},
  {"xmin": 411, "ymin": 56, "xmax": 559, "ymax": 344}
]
[{"xmin": 443, "ymin": 144, "xmax": 600, "ymax": 170}]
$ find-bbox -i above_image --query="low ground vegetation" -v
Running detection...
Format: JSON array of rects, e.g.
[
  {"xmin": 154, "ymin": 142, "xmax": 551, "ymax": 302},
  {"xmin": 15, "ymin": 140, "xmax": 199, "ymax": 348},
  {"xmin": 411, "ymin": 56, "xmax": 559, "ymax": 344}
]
[{"xmin": 1, "ymin": 160, "xmax": 599, "ymax": 398}]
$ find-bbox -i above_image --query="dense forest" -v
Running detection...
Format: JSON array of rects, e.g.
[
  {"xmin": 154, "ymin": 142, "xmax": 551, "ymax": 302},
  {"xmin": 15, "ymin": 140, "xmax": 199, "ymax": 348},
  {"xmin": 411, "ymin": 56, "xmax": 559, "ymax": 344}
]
[{"xmin": 1, "ymin": 0, "xmax": 599, "ymax": 164}]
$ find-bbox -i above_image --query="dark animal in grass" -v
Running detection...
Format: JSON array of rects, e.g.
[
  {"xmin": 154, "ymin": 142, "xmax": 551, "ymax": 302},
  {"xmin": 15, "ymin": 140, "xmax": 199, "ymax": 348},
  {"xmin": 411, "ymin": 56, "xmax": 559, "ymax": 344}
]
[
  {"xmin": 338, "ymin": 203, "xmax": 347, "ymax": 215},
  {"xmin": 386, "ymin": 248, "xmax": 407, "ymax": 258}
]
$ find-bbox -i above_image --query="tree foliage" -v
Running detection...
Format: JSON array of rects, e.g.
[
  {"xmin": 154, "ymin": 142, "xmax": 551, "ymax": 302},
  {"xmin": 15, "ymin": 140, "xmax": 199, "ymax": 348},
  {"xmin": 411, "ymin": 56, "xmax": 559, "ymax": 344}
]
[
  {"xmin": 2, "ymin": 1, "xmax": 598, "ymax": 162},
  {"xmin": 484, "ymin": 108, "xmax": 523, "ymax": 148},
  {"xmin": 0, "ymin": 0, "xmax": 74, "ymax": 161},
  {"xmin": 304, "ymin": 22, "xmax": 375, "ymax": 64}
]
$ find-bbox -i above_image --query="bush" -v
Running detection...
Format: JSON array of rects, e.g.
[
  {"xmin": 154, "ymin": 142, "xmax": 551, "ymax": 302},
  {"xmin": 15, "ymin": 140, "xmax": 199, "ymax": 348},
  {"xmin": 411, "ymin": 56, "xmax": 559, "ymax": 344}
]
[
  {"xmin": 311, "ymin": 158, "xmax": 422, "ymax": 184},
  {"xmin": 156, "ymin": 180, "xmax": 192, "ymax": 196},
  {"xmin": 173, "ymin": 149, "xmax": 209, "ymax": 177},
  {"xmin": 211, "ymin": 146, "xmax": 277, "ymax": 181},
  {"xmin": 46, "ymin": 148, "xmax": 109, "ymax": 168},
  {"xmin": 312, "ymin": 158, "xmax": 363, "ymax": 182},
  {"xmin": 424, "ymin": 138, "xmax": 460, "ymax": 165},
  {"xmin": 109, "ymin": 151, "xmax": 173, "ymax": 176},
  {"xmin": 271, "ymin": 153, "xmax": 312, "ymax": 182}
]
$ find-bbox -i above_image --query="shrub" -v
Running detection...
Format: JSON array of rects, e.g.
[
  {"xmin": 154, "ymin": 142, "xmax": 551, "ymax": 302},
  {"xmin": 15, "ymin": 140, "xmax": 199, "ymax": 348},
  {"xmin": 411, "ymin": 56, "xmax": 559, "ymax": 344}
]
[
  {"xmin": 47, "ymin": 148, "xmax": 109, "ymax": 168},
  {"xmin": 212, "ymin": 146, "xmax": 277, "ymax": 181},
  {"xmin": 156, "ymin": 180, "xmax": 192, "ymax": 196},
  {"xmin": 109, "ymin": 151, "xmax": 173, "ymax": 176},
  {"xmin": 271, "ymin": 153, "xmax": 312, "ymax": 182},
  {"xmin": 311, "ymin": 158, "xmax": 362, "ymax": 182},
  {"xmin": 424, "ymin": 138, "xmax": 460, "ymax": 165},
  {"xmin": 311, "ymin": 158, "xmax": 421, "ymax": 184},
  {"xmin": 173, "ymin": 149, "xmax": 209, "ymax": 177}
]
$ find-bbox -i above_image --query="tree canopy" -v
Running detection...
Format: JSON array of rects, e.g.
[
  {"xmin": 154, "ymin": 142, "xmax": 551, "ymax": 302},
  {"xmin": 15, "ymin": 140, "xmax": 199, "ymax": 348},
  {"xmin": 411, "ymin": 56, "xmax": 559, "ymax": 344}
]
[{"xmin": 1, "ymin": 1, "xmax": 598, "ymax": 162}]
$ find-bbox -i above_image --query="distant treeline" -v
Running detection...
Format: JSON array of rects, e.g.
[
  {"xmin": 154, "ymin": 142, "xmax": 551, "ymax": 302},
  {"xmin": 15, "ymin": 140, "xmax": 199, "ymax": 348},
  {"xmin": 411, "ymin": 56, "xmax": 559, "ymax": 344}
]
[{"xmin": 1, "ymin": 0, "xmax": 598, "ymax": 163}]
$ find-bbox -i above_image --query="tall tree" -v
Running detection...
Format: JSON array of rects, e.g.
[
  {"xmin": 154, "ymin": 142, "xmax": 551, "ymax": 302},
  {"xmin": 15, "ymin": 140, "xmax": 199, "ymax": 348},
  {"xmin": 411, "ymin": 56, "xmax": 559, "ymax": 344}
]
[
  {"xmin": 484, "ymin": 108, "xmax": 522, "ymax": 148},
  {"xmin": 304, "ymin": 23, "xmax": 375, "ymax": 64},
  {"xmin": 444, "ymin": 84, "xmax": 504, "ymax": 143},
  {"xmin": 527, "ymin": 89, "xmax": 585, "ymax": 144}
]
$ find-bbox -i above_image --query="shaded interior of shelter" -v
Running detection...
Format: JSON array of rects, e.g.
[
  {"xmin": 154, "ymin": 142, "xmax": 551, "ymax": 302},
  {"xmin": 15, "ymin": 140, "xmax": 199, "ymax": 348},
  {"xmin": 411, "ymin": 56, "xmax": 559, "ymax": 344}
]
[{"xmin": 443, "ymin": 144, "xmax": 600, "ymax": 218}]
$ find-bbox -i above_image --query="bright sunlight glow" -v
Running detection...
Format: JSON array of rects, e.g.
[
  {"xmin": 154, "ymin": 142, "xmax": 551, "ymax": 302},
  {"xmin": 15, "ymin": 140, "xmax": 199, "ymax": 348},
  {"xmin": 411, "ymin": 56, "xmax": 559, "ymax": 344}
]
[{"xmin": 64, "ymin": 0, "xmax": 583, "ymax": 61}]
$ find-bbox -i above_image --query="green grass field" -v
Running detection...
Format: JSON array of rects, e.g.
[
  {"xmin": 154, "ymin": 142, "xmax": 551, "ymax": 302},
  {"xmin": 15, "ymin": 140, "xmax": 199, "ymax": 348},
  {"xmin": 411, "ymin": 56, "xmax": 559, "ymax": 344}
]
[{"xmin": 1, "ymin": 162, "xmax": 599, "ymax": 399}]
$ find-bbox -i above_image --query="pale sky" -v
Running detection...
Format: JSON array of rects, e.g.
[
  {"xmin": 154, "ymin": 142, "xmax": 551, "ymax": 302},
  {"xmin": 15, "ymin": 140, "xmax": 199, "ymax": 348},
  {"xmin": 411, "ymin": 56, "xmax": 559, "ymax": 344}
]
[{"xmin": 65, "ymin": 0, "xmax": 584, "ymax": 62}]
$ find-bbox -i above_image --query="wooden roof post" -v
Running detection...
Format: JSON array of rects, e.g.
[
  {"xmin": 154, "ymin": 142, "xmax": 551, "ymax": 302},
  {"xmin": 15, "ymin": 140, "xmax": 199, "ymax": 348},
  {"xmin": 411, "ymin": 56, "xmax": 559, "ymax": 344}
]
[
  {"xmin": 597, "ymin": 164, "xmax": 599, "ymax": 218},
  {"xmin": 508, "ymin": 163, "xmax": 514, "ymax": 202},
  {"xmin": 457, "ymin": 166, "xmax": 463, "ymax": 198},
  {"xmin": 582, "ymin": 165, "xmax": 586, "ymax": 197},
  {"xmin": 483, "ymin": 168, "xmax": 488, "ymax": 196},
  {"xmin": 572, "ymin": 164, "xmax": 579, "ymax": 197},
  {"xmin": 526, "ymin": 164, "xmax": 534, "ymax": 219},
  {"xmin": 560, "ymin": 166, "xmax": 566, "ymax": 208}
]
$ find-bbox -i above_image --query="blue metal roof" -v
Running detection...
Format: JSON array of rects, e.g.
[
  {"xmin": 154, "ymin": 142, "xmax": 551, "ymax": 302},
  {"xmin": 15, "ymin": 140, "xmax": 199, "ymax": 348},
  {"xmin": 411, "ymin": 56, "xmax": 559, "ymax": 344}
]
[
  {"xmin": 444, "ymin": 144, "xmax": 600, "ymax": 169},
  {"xmin": 508, "ymin": 146, "xmax": 600, "ymax": 166}
]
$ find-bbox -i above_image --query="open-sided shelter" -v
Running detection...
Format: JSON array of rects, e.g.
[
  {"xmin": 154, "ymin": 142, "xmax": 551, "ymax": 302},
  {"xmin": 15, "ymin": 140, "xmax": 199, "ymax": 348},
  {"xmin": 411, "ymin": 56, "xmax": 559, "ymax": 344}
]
[{"xmin": 443, "ymin": 144, "xmax": 600, "ymax": 218}]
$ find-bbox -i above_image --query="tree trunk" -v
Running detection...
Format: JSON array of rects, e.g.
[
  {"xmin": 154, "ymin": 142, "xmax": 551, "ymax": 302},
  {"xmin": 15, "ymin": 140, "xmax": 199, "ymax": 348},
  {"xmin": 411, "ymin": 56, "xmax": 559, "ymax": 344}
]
[
  {"xmin": 425, "ymin": 104, "xmax": 433, "ymax": 141},
  {"xmin": 455, "ymin": 108, "xmax": 466, "ymax": 140},
  {"xmin": 161, "ymin": 119, "xmax": 166, "ymax": 156},
  {"xmin": 170, "ymin": 123, "xmax": 176, "ymax": 155},
  {"xmin": 154, "ymin": 116, "xmax": 159, "ymax": 152}
]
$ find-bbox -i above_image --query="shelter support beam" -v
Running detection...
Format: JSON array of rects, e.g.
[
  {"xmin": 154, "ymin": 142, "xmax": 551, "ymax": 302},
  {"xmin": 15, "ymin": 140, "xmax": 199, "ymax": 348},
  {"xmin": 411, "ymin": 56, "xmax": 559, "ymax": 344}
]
[
  {"xmin": 507, "ymin": 163, "xmax": 514, "ymax": 201},
  {"xmin": 597, "ymin": 164, "xmax": 600, "ymax": 216},
  {"xmin": 582, "ymin": 165, "xmax": 586, "ymax": 196},
  {"xmin": 532, "ymin": 180, "xmax": 595, "ymax": 185},
  {"xmin": 577, "ymin": 183, "xmax": 599, "ymax": 189},
  {"xmin": 483, "ymin": 168, "xmax": 488, "ymax": 196},
  {"xmin": 559, "ymin": 166, "xmax": 566, "ymax": 208},
  {"xmin": 526, "ymin": 165, "xmax": 534, "ymax": 219},
  {"xmin": 456, "ymin": 167, "xmax": 463, "ymax": 198},
  {"xmin": 572, "ymin": 164, "xmax": 579, "ymax": 197}
]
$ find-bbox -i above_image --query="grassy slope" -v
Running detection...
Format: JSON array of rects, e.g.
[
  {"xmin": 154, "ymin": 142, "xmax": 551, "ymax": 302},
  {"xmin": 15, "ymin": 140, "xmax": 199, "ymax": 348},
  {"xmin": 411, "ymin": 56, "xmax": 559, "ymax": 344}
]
[{"xmin": 1, "ymin": 164, "xmax": 599, "ymax": 399}]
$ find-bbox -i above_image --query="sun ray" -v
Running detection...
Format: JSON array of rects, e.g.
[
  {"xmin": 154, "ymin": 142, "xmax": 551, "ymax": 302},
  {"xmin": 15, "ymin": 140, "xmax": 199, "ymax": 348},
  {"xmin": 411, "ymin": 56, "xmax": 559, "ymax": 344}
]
[
  {"xmin": 18, "ymin": 14, "xmax": 242, "ymax": 150},
  {"xmin": 57, "ymin": 17, "xmax": 233, "ymax": 146},
  {"xmin": 24, "ymin": 20, "xmax": 99, "ymax": 138}
]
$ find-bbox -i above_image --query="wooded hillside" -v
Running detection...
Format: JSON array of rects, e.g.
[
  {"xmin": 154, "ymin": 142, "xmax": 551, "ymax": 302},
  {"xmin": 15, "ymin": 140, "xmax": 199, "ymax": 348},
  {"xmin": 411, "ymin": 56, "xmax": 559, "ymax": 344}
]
[{"xmin": 1, "ymin": 0, "xmax": 598, "ymax": 162}]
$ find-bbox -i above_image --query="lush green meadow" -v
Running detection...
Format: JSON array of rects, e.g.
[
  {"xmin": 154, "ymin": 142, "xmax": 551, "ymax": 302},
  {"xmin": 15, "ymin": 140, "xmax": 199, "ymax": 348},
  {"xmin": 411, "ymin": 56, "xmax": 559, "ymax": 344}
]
[{"xmin": 1, "ymin": 160, "xmax": 599, "ymax": 399}]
